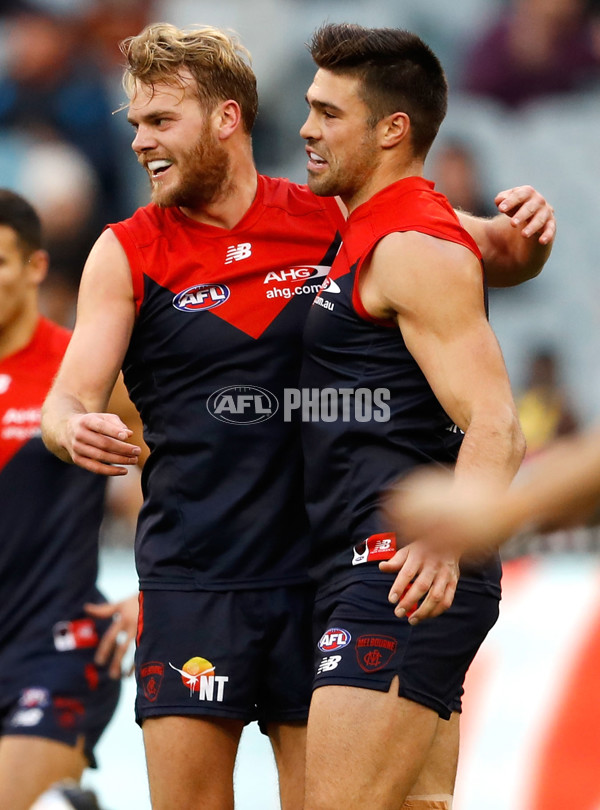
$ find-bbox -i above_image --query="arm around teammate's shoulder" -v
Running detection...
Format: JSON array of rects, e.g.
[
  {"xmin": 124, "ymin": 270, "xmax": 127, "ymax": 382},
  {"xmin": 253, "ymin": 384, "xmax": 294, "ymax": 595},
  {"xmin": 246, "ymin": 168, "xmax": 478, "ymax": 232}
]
[
  {"xmin": 41, "ymin": 229, "xmax": 141, "ymax": 476},
  {"xmin": 457, "ymin": 184, "xmax": 555, "ymax": 288}
]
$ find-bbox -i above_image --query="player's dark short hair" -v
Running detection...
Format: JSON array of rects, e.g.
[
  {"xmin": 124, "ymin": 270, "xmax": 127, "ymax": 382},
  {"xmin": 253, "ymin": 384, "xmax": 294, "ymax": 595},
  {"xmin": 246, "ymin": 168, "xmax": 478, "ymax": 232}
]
[
  {"xmin": 308, "ymin": 23, "xmax": 448, "ymax": 158},
  {"xmin": 0, "ymin": 188, "xmax": 43, "ymax": 256}
]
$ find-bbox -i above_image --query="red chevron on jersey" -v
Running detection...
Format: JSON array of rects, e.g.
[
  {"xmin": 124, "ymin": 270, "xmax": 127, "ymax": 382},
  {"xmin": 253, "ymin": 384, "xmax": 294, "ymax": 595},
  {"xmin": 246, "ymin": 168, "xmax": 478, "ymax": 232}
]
[
  {"xmin": 0, "ymin": 317, "xmax": 70, "ymax": 471},
  {"xmin": 111, "ymin": 174, "xmax": 345, "ymax": 340}
]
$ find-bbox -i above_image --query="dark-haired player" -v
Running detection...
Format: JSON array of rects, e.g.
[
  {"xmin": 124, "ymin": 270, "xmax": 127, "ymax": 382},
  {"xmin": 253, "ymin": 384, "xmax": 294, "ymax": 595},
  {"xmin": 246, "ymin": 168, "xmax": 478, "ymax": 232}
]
[{"xmin": 299, "ymin": 23, "xmax": 533, "ymax": 810}]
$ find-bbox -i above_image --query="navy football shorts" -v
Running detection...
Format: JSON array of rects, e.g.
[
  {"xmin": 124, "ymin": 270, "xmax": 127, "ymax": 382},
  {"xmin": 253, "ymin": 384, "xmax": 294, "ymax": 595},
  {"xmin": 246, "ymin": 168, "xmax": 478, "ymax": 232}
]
[
  {"xmin": 135, "ymin": 584, "xmax": 315, "ymax": 731},
  {"xmin": 312, "ymin": 578, "xmax": 500, "ymax": 720},
  {"xmin": 0, "ymin": 617, "xmax": 121, "ymax": 767}
]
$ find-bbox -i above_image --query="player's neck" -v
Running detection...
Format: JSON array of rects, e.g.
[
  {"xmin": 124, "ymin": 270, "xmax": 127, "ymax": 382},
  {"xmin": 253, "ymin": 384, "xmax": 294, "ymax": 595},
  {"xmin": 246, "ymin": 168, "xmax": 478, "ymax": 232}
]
[
  {"xmin": 0, "ymin": 302, "xmax": 39, "ymax": 361},
  {"xmin": 344, "ymin": 157, "xmax": 424, "ymax": 214}
]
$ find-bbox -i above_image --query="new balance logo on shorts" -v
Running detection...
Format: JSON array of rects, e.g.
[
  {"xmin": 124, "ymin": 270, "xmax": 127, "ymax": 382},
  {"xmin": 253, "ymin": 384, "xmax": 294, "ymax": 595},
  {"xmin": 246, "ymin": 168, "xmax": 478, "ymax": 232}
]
[{"xmin": 317, "ymin": 655, "xmax": 342, "ymax": 674}]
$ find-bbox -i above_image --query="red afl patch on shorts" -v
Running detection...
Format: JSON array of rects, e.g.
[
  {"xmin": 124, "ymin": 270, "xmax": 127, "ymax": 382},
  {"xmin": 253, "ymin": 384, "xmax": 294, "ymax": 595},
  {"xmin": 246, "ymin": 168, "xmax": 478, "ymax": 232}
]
[{"xmin": 355, "ymin": 635, "xmax": 398, "ymax": 672}]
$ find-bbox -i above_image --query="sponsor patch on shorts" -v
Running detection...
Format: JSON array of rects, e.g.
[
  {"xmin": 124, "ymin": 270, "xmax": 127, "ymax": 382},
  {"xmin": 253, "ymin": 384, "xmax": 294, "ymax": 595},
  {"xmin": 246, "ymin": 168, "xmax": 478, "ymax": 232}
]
[
  {"xmin": 352, "ymin": 533, "xmax": 397, "ymax": 565},
  {"xmin": 317, "ymin": 627, "xmax": 351, "ymax": 653},
  {"xmin": 140, "ymin": 661, "xmax": 164, "ymax": 702},
  {"xmin": 355, "ymin": 635, "xmax": 398, "ymax": 672}
]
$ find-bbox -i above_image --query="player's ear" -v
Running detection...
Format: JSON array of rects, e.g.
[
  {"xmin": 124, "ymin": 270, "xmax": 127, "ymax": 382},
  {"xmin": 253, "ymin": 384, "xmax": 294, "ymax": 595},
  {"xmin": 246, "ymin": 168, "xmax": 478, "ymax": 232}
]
[
  {"xmin": 380, "ymin": 111, "xmax": 410, "ymax": 150},
  {"xmin": 26, "ymin": 249, "xmax": 49, "ymax": 286},
  {"xmin": 215, "ymin": 99, "xmax": 243, "ymax": 140}
]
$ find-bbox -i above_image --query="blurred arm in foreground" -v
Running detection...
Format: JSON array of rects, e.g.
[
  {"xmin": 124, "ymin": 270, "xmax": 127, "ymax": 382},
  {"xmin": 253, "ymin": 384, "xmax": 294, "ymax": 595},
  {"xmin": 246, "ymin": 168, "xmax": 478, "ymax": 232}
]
[{"xmin": 382, "ymin": 426, "xmax": 600, "ymax": 585}]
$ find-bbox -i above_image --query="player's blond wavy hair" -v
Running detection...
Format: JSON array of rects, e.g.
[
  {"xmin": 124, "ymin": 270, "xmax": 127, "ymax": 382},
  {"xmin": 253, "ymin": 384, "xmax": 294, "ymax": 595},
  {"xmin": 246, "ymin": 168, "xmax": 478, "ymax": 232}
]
[{"xmin": 120, "ymin": 23, "xmax": 258, "ymax": 133}]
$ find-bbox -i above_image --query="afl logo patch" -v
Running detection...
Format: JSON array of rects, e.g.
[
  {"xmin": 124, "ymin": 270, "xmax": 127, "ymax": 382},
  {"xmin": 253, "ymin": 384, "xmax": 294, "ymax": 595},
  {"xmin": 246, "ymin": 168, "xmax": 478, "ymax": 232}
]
[
  {"xmin": 207, "ymin": 385, "xmax": 279, "ymax": 424},
  {"xmin": 318, "ymin": 627, "xmax": 352, "ymax": 653},
  {"xmin": 173, "ymin": 283, "xmax": 230, "ymax": 312}
]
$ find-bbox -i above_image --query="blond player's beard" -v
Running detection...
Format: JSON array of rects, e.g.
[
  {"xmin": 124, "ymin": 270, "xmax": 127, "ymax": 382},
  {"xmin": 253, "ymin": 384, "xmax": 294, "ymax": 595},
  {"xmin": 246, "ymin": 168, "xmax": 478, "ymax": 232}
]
[{"xmin": 152, "ymin": 124, "xmax": 231, "ymax": 209}]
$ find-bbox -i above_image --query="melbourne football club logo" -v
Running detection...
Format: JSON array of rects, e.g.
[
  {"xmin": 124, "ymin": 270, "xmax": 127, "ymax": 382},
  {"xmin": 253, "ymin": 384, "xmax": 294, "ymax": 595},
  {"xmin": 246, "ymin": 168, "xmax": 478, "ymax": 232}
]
[
  {"xmin": 172, "ymin": 283, "xmax": 230, "ymax": 312},
  {"xmin": 140, "ymin": 662, "xmax": 164, "ymax": 702},
  {"xmin": 355, "ymin": 635, "xmax": 398, "ymax": 672},
  {"xmin": 318, "ymin": 627, "xmax": 352, "ymax": 653},
  {"xmin": 169, "ymin": 656, "xmax": 229, "ymax": 702},
  {"xmin": 207, "ymin": 385, "xmax": 279, "ymax": 424}
]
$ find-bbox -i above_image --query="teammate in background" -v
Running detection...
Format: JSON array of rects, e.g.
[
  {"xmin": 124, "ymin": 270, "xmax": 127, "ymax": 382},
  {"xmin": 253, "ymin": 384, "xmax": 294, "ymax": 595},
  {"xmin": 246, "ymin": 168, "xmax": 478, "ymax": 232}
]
[
  {"xmin": 40, "ymin": 23, "xmax": 555, "ymax": 810},
  {"xmin": 0, "ymin": 189, "xmax": 143, "ymax": 810},
  {"xmin": 299, "ymin": 23, "xmax": 528, "ymax": 810}
]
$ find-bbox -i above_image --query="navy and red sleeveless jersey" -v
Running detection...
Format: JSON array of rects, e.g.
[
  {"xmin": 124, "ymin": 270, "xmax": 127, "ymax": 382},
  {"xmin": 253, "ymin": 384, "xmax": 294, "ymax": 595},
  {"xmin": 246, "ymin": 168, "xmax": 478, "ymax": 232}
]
[
  {"xmin": 301, "ymin": 176, "xmax": 501, "ymax": 596},
  {"xmin": 0, "ymin": 317, "xmax": 107, "ymax": 661},
  {"xmin": 109, "ymin": 174, "xmax": 345, "ymax": 591}
]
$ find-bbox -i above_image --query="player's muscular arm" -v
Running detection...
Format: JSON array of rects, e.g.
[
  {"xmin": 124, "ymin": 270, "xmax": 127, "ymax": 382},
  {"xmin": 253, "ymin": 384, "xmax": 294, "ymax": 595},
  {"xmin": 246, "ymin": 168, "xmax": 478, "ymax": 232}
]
[
  {"xmin": 41, "ymin": 230, "xmax": 140, "ymax": 476},
  {"xmin": 457, "ymin": 184, "xmax": 555, "ymax": 287},
  {"xmin": 361, "ymin": 232, "xmax": 525, "ymax": 622}
]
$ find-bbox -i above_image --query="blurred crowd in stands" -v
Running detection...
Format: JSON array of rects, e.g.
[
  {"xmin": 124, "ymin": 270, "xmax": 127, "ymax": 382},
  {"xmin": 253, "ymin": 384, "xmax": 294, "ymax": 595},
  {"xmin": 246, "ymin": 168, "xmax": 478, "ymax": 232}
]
[{"xmin": 2, "ymin": 0, "xmax": 600, "ymax": 553}]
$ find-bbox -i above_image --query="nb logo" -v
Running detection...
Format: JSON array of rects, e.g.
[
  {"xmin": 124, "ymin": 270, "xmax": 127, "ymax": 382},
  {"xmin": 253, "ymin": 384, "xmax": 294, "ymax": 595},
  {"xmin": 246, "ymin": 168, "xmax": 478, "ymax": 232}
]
[
  {"xmin": 225, "ymin": 242, "xmax": 252, "ymax": 264},
  {"xmin": 317, "ymin": 655, "xmax": 342, "ymax": 674}
]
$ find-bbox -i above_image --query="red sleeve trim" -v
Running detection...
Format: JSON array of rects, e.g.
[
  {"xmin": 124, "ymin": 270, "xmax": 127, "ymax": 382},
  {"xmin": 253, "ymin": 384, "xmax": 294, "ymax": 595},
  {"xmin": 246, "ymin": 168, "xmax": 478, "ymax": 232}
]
[{"xmin": 350, "ymin": 225, "xmax": 483, "ymax": 328}]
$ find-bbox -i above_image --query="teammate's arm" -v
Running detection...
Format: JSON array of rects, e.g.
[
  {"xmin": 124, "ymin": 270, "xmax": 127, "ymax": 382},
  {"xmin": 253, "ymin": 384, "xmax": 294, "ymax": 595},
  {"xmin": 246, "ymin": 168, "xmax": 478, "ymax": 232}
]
[
  {"xmin": 359, "ymin": 231, "xmax": 525, "ymax": 623},
  {"xmin": 457, "ymin": 184, "xmax": 555, "ymax": 287},
  {"xmin": 41, "ymin": 229, "xmax": 140, "ymax": 476}
]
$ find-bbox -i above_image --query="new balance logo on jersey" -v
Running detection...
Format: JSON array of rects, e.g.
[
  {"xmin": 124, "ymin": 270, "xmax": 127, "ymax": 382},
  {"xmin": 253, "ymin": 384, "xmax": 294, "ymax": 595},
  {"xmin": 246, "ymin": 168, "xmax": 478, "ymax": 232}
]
[
  {"xmin": 317, "ymin": 655, "xmax": 342, "ymax": 674},
  {"xmin": 0, "ymin": 374, "xmax": 11, "ymax": 394},
  {"xmin": 225, "ymin": 242, "xmax": 252, "ymax": 264}
]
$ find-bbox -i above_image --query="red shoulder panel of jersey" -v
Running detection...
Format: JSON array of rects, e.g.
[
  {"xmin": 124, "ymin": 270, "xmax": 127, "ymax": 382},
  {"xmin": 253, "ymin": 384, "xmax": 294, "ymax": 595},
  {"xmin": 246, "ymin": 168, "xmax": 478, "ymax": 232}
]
[
  {"xmin": 108, "ymin": 175, "xmax": 345, "ymax": 339},
  {"xmin": 342, "ymin": 176, "xmax": 483, "ymax": 324},
  {"xmin": 0, "ymin": 317, "xmax": 70, "ymax": 470}
]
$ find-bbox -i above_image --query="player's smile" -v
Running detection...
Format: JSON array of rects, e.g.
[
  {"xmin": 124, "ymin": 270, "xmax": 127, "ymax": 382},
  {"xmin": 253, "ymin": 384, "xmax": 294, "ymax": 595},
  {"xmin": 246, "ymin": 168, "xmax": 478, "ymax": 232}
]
[{"xmin": 147, "ymin": 158, "xmax": 174, "ymax": 180}]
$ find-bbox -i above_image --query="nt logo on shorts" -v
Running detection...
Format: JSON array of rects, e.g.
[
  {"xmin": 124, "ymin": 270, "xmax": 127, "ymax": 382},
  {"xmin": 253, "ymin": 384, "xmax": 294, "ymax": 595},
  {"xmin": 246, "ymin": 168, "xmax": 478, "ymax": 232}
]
[
  {"xmin": 169, "ymin": 656, "xmax": 229, "ymax": 701},
  {"xmin": 355, "ymin": 635, "xmax": 398, "ymax": 672}
]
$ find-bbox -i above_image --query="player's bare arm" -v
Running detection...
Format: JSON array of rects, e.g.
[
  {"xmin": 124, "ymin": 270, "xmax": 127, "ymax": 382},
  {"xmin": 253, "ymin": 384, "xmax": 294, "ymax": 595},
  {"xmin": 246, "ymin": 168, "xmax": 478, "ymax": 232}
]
[
  {"xmin": 41, "ymin": 230, "xmax": 140, "ymax": 476},
  {"xmin": 359, "ymin": 231, "xmax": 525, "ymax": 623},
  {"xmin": 457, "ymin": 184, "xmax": 555, "ymax": 287}
]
